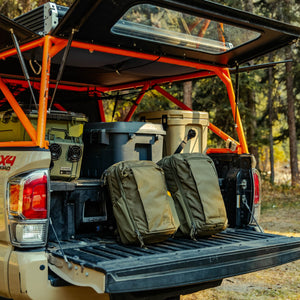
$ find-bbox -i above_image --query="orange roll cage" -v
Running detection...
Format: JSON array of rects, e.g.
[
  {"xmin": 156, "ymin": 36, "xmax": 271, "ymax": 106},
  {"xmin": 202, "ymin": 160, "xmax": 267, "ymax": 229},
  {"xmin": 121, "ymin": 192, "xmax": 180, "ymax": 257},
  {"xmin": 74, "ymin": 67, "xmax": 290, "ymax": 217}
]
[{"xmin": 0, "ymin": 36, "xmax": 248, "ymax": 154}]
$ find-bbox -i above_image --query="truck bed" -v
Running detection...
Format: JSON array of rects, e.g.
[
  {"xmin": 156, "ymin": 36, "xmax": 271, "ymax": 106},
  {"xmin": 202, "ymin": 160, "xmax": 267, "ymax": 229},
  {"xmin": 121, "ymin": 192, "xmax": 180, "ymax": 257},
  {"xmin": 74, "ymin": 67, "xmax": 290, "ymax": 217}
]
[{"xmin": 48, "ymin": 228, "xmax": 300, "ymax": 294}]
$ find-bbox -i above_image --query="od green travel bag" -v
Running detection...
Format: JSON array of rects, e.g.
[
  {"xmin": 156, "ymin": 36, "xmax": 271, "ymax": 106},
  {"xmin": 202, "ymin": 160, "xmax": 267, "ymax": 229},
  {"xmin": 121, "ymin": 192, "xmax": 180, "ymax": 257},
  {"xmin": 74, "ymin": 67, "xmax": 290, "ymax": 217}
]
[
  {"xmin": 104, "ymin": 160, "xmax": 180, "ymax": 246},
  {"xmin": 158, "ymin": 153, "xmax": 227, "ymax": 239}
]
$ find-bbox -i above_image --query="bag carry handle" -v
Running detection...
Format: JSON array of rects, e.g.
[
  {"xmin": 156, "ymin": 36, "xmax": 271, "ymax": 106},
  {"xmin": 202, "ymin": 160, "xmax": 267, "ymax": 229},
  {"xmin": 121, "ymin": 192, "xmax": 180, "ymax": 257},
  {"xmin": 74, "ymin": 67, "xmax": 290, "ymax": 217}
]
[{"xmin": 174, "ymin": 129, "xmax": 196, "ymax": 154}]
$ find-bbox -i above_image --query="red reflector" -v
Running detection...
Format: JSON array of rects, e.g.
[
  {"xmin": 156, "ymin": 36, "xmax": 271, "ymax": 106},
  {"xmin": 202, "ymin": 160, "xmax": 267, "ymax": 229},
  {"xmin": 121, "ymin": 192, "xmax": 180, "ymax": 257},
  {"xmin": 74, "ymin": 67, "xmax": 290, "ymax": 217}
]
[
  {"xmin": 253, "ymin": 171, "xmax": 260, "ymax": 205},
  {"xmin": 22, "ymin": 174, "xmax": 48, "ymax": 219}
]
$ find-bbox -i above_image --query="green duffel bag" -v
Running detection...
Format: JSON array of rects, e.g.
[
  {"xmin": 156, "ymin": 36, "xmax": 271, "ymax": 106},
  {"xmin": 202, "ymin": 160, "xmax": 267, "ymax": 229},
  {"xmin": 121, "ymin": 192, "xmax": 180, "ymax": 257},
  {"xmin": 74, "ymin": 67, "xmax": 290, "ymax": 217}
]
[
  {"xmin": 158, "ymin": 153, "xmax": 227, "ymax": 239},
  {"xmin": 104, "ymin": 160, "xmax": 180, "ymax": 246}
]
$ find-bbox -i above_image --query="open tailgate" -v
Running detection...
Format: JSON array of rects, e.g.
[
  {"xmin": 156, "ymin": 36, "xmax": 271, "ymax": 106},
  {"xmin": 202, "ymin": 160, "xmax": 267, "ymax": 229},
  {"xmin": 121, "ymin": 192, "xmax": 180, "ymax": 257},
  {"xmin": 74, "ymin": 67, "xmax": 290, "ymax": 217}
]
[{"xmin": 48, "ymin": 228, "xmax": 300, "ymax": 294}]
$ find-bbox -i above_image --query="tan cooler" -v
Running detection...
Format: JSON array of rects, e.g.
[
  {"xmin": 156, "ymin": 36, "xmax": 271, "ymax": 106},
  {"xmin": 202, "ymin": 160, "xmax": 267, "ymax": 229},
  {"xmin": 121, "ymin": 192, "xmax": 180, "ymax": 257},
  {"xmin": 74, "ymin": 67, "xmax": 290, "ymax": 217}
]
[{"xmin": 139, "ymin": 110, "xmax": 209, "ymax": 156}]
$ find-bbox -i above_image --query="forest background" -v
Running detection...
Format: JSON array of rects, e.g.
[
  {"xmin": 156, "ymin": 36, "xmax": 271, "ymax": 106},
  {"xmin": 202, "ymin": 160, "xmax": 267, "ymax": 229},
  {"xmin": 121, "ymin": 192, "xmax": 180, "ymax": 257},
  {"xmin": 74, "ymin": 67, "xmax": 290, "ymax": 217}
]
[{"xmin": 0, "ymin": 0, "xmax": 299, "ymax": 186}]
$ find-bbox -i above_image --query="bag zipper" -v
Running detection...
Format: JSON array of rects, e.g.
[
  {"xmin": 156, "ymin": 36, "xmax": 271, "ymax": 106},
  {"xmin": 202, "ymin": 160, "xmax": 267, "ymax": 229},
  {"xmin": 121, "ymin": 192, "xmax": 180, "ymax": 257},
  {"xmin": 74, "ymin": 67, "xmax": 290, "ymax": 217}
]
[
  {"xmin": 170, "ymin": 157, "xmax": 197, "ymax": 240},
  {"xmin": 184, "ymin": 157, "xmax": 207, "ymax": 227}
]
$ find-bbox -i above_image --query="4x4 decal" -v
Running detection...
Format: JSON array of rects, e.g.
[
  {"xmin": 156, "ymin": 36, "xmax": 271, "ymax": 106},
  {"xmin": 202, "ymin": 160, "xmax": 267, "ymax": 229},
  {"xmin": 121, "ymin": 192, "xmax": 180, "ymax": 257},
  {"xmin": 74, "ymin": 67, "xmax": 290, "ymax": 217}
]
[{"xmin": 0, "ymin": 155, "xmax": 16, "ymax": 171}]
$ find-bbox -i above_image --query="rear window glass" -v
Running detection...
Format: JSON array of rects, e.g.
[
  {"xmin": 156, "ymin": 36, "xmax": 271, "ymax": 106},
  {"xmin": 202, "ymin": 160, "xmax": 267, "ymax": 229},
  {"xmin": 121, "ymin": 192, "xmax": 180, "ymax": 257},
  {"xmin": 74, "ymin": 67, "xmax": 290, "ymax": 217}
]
[{"xmin": 111, "ymin": 4, "xmax": 260, "ymax": 54}]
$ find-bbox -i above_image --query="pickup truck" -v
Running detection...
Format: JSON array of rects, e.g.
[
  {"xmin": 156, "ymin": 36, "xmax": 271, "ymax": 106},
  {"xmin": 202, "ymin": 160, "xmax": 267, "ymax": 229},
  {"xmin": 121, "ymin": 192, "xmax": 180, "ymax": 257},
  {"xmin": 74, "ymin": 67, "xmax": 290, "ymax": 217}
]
[{"xmin": 0, "ymin": 1, "xmax": 300, "ymax": 300}]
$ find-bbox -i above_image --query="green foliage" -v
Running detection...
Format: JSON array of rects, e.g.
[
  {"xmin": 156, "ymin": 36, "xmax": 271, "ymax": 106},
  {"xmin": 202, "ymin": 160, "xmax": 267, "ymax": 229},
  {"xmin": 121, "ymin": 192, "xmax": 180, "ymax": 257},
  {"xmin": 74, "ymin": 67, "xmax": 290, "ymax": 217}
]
[{"xmin": 0, "ymin": 0, "xmax": 74, "ymax": 18}]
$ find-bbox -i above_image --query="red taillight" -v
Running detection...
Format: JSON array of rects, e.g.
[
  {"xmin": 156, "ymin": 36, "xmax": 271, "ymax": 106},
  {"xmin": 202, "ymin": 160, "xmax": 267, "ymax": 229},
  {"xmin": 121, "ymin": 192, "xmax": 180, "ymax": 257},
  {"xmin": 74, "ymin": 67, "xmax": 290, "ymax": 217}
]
[
  {"xmin": 8, "ymin": 169, "xmax": 49, "ymax": 247},
  {"xmin": 253, "ymin": 170, "xmax": 260, "ymax": 205},
  {"xmin": 8, "ymin": 170, "xmax": 48, "ymax": 220},
  {"xmin": 250, "ymin": 168, "xmax": 261, "ymax": 227},
  {"xmin": 22, "ymin": 174, "xmax": 48, "ymax": 219}
]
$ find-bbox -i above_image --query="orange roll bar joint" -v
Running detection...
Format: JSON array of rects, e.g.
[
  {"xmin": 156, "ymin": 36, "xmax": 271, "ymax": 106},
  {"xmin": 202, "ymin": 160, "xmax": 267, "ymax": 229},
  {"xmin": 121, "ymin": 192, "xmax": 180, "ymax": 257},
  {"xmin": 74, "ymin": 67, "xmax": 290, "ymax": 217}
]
[{"xmin": 125, "ymin": 83, "xmax": 150, "ymax": 122}]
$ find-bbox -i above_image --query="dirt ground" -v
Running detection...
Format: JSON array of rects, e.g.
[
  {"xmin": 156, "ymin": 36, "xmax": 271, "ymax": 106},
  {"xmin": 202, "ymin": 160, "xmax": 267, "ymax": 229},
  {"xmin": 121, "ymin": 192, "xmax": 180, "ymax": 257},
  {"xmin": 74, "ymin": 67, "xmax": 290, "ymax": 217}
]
[{"xmin": 182, "ymin": 183, "xmax": 300, "ymax": 300}]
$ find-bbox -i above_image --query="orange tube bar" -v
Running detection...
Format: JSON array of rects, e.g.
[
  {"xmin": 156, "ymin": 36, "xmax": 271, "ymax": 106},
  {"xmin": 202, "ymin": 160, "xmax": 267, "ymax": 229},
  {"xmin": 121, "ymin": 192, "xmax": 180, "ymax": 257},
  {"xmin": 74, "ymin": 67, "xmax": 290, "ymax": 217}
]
[
  {"xmin": 154, "ymin": 86, "xmax": 192, "ymax": 111},
  {"xmin": 103, "ymin": 70, "xmax": 215, "ymax": 93},
  {"xmin": 206, "ymin": 148, "xmax": 238, "ymax": 154},
  {"xmin": 98, "ymin": 100, "xmax": 106, "ymax": 122},
  {"xmin": 70, "ymin": 39, "xmax": 160, "ymax": 63},
  {"xmin": 53, "ymin": 103, "xmax": 67, "ymax": 111},
  {"xmin": 0, "ymin": 77, "xmax": 37, "ymax": 143},
  {"xmin": 49, "ymin": 40, "xmax": 68, "ymax": 58},
  {"xmin": 215, "ymin": 68, "xmax": 249, "ymax": 154},
  {"xmin": 2, "ymin": 77, "xmax": 99, "ymax": 93},
  {"xmin": 125, "ymin": 84, "xmax": 150, "ymax": 122},
  {"xmin": 0, "ymin": 38, "xmax": 44, "ymax": 60},
  {"xmin": 36, "ymin": 36, "xmax": 52, "ymax": 148},
  {"xmin": 0, "ymin": 141, "xmax": 37, "ymax": 148},
  {"xmin": 208, "ymin": 123, "xmax": 240, "ymax": 146},
  {"xmin": 2, "ymin": 68, "xmax": 215, "ymax": 95}
]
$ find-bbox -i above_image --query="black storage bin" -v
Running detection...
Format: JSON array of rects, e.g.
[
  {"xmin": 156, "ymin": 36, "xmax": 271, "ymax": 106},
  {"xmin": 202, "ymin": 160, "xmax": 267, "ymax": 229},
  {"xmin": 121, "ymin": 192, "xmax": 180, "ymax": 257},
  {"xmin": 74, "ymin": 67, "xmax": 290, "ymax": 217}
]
[
  {"xmin": 81, "ymin": 122, "xmax": 165, "ymax": 178},
  {"xmin": 68, "ymin": 179, "xmax": 107, "ymax": 234},
  {"xmin": 49, "ymin": 180, "xmax": 108, "ymax": 241}
]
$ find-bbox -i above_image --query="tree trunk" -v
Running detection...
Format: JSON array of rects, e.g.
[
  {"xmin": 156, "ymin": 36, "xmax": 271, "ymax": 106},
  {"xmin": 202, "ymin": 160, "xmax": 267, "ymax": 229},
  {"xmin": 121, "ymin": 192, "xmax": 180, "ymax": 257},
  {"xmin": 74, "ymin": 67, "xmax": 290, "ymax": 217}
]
[
  {"xmin": 243, "ymin": 0, "xmax": 259, "ymax": 166},
  {"xmin": 183, "ymin": 81, "xmax": 193, "ymax": 109},
  {"xmin": 245, "ymin": 87, "xmax": 259, "ymax": 163},
  {"xmin": 268, "ymin": 54, "xmax": 275, "ymax": 184},
  {"xmin": 285, "ymin": 48, "xmax": 300, "ymax": 186},
  {"xmin": 38, "ymin": 0, "xmax": 48, "ymax": 6}
]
